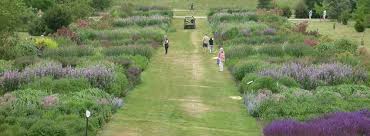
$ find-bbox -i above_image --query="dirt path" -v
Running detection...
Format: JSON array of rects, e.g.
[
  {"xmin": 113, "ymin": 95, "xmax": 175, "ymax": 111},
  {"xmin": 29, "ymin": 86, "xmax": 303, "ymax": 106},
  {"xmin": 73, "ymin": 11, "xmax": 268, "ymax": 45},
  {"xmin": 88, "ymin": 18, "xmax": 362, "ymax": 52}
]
[{"xmin": 99, "ymin": 18, "xmax": 260, "ymax": 136}]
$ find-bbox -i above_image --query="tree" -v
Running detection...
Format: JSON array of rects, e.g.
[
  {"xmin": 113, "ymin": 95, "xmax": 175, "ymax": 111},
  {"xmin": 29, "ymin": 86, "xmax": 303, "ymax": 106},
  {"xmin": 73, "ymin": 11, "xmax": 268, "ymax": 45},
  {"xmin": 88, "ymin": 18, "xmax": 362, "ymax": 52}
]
[
  {"xmin": 257, "ymin": 0, "xmax": 273, "ymax": 9},
  {"xmin": 323, "ymin": 0, "xmax": 352, "ymax": 19},
  {"xmin": 90, "ymin": 0, "xmax": 112, "ymax": 11},
  {"xmin": 355, "ymin": 0, "xmax": 370, "ymax": 28},
  {"xmin": 42, "ymin": 5, "xmax": 72, "ymax": 33},
  {"xmin": 295, "ymin": 0, "xmax": 309, "ymax": 18},
  {"xmin": 60, "ymin": 0, "xmax": 93, "ymax": 20},
  {"xmin": 23, "ymin": 0, "xmax": 56, "ymax": 11},
  {"xmin": 0, "ymin": 0, "xmax": 26, "ymax": 59}
]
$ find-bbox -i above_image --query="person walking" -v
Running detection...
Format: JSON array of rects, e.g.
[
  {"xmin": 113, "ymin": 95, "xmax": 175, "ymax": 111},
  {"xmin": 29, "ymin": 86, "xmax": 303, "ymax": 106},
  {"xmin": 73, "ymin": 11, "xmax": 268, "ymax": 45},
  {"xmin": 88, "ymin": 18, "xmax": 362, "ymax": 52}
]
[
  {"xmin": 164, "ymin": 38, "xmax": 169, "ymax": 55},
  {"xmin": 202, "ymin": 34, "xmax": 209, "ymax": 52},
  {"xmin": 209, "ymin": 37, "xmax": 214, "ymax": 53},
  {"xmin": 217, "ymin": 48, "xmax": 225, "ymax": 72},
  {"xmin": 309, "ymin": 10, "xmax": 313, "ymax": 20},
  {"xmin": 323, "ymin": 10, "xmax": 327, "ymax": 20}
]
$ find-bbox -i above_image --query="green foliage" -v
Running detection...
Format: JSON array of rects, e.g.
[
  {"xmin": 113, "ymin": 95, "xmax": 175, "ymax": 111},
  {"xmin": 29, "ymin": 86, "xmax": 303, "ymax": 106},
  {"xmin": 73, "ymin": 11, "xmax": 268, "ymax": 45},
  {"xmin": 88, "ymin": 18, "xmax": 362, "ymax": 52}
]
[
  {"xmin": 23, "ymin": 0, "xmax": 55, "ymax": 11},
  {"xmin": 339, "ymin": 10, "xmax": 351, "ymax": 25},
  {"xmin": 295, "ymin": 0, "xmax": 308, "ymax": 18},
  {"xmin": 43, "ymin": 6, "xmax": 72, "ymax": 33},
  {"xmin": 232, "ymin": 60, "xmax": 266, "ymax": 81},
  {"xmin": 334, "ymin": 39, "xmax": 358, "ymax": 54},
  {"xmin": 258, "ymin": 45, "xmax": 285, "ymax": 57},
  {"xmin": 28, "ymin": 120, "xmax": 67, "ymax": 136},
  {"xmin": 354, "ymin": 20, "xmax": 366, "ymax": 32},
  {"xmin": 60, "ymin": 0, "xmax": 93, "ymax": 21},
  {"xmin": 0, "ymin": 60, "xmax": 13, "ymax": 73},
  {"xmin": 90, "ymin": 0, "xmax": 112, "ymax": 11},
  {"xmin": 130, "ymin": 55, "xmax": 150, "ymax": 70},
  {"xmin": 324, "ymin": 0, "xmax": 352, "ymax": 19},
  {"xmin": 35, "ymin": 37, "xmax": 59, "ymax": 49},
  {"xmin": 281, "ymin": 6, "xmax": 292, "ymax": 18},
  {"xmin": 107, "ymin": 67, "xmax": 129, "ymax": 97},
  {"xmin": 13, "ymin": 56, "xmax": 40, "ymax": 69},
  {"xmin": 257, "ymin": 0, "xmax": 273, "ymax": 9},
  {"xmin": 22, "ymin": 77, "xmax": 92, "ymax": 94},
  {"xmin": 28, "ymin": 19, "xmax": 48, "ymax": 36}
]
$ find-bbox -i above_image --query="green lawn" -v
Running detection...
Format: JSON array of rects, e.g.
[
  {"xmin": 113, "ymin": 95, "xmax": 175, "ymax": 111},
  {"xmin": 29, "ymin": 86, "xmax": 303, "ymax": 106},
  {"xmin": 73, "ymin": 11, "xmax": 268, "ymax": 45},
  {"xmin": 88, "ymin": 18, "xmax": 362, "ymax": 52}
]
[
  {"xmin": 304, "ymin": 21, "xmax": 370, "ymax": 49},
  {"xmin": 99, "ymin": 16, "xmax": 260, "ymax": 136}
]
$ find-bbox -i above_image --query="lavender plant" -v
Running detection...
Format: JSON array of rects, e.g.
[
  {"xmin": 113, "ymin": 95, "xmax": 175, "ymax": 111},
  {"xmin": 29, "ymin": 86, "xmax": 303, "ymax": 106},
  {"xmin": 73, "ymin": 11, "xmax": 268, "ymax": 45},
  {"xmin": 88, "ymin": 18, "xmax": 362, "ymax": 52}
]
[
  {"xmin": 113, "ymin": 15, "xmax": 171, "ymax": 27},
  {"xmin": 259, "ymin": 63, "xmax": 367, "ymax": 89},
  {"xmin": 264, "ymin": 110, "xmax": 370, "ymax": 136}
]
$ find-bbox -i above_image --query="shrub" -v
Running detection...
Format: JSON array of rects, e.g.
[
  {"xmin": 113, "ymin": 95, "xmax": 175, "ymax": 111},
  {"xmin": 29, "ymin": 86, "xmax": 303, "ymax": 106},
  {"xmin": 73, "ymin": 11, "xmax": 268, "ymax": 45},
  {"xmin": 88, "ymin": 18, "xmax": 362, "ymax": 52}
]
[
  {"xmin": 23, "ymin": 77, "xmax": 91, "ymax": 94},
  {"xmin": 42, "ymin": 6, "xmax": 72, "ymax": 33},
  {"xmin": 263, "ymin": 28, "xmax": 277, "ymax": 35},
  {"xmin": 257, "ymin": 0, "xmax": 273, "ymax": 9},
  {"xmin": 90, "ymin": 0, "xmax": 112, "ymax": 11},
  {"xmin": 294, "ymin": 21, "xmax": 308, "ymax": 33},
  {"xmin": 130, "ymin": 55, "xmax": 150, "ymax": 70},
  {"xmin": 13, "ymin": 56, "xmax": 40, "ymax": 69},
  {"xmin": 28, "ymin": 19, "xmax": 48, "ymax": 36},
  {"xmin": 23, "ymin": 0, "xmax": 55, "ymax": 11},
  {"xmin": 281, "ymin": 6, "xmax": 292, "ymax": 18},
  {"xmin": 258, "ymin": 45, "xmax": 284, "ymax": 57},
  {"xmin": 34, "ymin": 37, "xmax": 58, "ymax": 50},
  {"xmin": 355, "ymin": 20, "xmax": 366, "ymax": 32},
  {"xmin": 53, "ymin": 27, "xmax": 79, "ymax": 43},
  {"xmin": 240, "ymin": 74, "xmax": 278, "ymax": 93},
  {"xmin": 264, "ymin": 110, "xmax": 370, "ymax": 136},
  {"xmin": 28, "ymin": 120, "xmax": 67, "ymax": 136},
  {"xmin": 232, "ymin": 61, "xmax": 266, "ymax": 81},
  {"xmin": 295, "ymin": 0, "xmax": 308, "ymax": 18},
  {"xmin": 334, "ymin": 39, "xmax": 358, "ymax": 54},
  {"xmin": 107, "ymin": 67, "xmax": 129, "ymax": 97}
]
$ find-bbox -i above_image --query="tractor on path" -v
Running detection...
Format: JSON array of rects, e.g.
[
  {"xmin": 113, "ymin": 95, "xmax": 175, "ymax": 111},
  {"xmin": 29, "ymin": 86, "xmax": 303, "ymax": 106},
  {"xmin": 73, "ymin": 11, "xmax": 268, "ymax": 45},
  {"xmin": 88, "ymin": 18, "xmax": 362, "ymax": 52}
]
[{"xmin": 184, "ymin": 16, "xmax": 196, "ymax": 29}]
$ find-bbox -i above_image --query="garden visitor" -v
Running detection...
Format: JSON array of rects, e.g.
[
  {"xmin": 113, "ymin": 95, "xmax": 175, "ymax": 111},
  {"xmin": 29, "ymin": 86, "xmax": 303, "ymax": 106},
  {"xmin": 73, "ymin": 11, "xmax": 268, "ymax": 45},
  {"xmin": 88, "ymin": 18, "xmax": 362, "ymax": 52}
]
[
  {"xmin": 190, "ymin": 3, "xmax": 194, "ymax": 10},
  {"xmin": 202, "ymin": 34, "xmax": 209, "ymax": 51},
  {"xmin": 217, "ymin": 48, "xmax": 225, "ymax": 72},
  {"xmin": 209, "ymin": 37, "xmax": 214, "ymax": 53},
  {"xmin": 323, "ymin": 10, "xmax": 327, "ymax": 20},
  {"xmin": 309, "ymin": 10, "xmax": 313, "ymax": 20},
  {"xmin": 164, "ymin": 38, "xmax": 169, "ymax": 55}
]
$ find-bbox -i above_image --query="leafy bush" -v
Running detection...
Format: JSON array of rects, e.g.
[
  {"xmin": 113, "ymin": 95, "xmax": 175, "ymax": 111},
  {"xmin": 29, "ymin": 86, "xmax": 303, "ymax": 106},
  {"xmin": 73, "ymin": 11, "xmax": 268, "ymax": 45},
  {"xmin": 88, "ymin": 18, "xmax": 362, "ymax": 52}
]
[
  {"xmin": 90, "ymin": 0, "xmax": 112, "ymax": 11},
  {"xmin": 257, "ymin": 0, "xmax": 273, "ymax": 9},
  {"xmin": 107, "ymin": 67, "xmax": 129, "ymax": 97},
  {"xmin": 264, "ymin": 110, "xmax": 370, "ymax": 136},
  {"xmin": 130, "ymin": 55, "xmax": 150, "ymax": 70},
  {"xmin": 28, "ymin": 120, "xmax": 67, "ymax": 136},
  {"xmin": 23, "ymin": 0, "xmax": 55, "ymax": 11},
  {"xmin": 258, "ymin": 45, "xmax": 285, "ymax": 57},
  {"xmin": 295, "ymin": 0, "xmax": 308, "ymax": 18},
  {"xmin": 334, "ymin": 39, "xmax": 358, "ymax": 54},
  {"xmin": 281, "ymin": 6, "xmax": 292, "ymax": 18},
  {"xmin": 0, "ymin": 60, "xmax": 13, "ymax": 74},
  {"xmin": 232, "ymin": 60, "xmax": 266, "ymax": 81},
  {"xmin": 28, "ymin": 19, "xmax": 48, "ymax": 36},
  {"xmin": 355, "ymin": 20, "xmax": 366, "ymax": 32},
  {"xmin": 23, "ymin": 77, "xmax": 92, "ymax": 94},
  {"xmin": 43, "ymin": 6, "xmax": 72, "ymax": 33},
  {"xmin": 126, "ymin": 66, "xmax": 142, "ymax": 86},
  {"xmin": 35, "ymin": 37, "xmax": 58, "ymax": 50},
  {"xmin": 13, "ymin": 56, "xmax": 40, "ymax": 69}
]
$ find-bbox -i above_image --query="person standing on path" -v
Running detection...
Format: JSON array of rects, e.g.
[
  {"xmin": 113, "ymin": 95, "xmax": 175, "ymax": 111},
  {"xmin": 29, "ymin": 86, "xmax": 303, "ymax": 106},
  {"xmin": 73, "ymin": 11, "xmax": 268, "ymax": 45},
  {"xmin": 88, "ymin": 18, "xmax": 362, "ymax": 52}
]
[
  {"xmin": 164, "ymin": 38, "xmax": 169, "ymax": 55},
  {"xmin": 323, "ymin": 10, "xmax": 327, "ymax": 20},
  {"xmin": 217, "ymin": 48, "xmax": 225, "ymax": 72},
  {"xmin": 209, "ymin": 37, "xmax": 214, "ymax": 54},
  {"xmin": 202, "ymin": 34, "xmax": 209, "ymax": 52},
  {"xmin": 309, "ymin": 10, "xmax": 313, "ymax": 20}
]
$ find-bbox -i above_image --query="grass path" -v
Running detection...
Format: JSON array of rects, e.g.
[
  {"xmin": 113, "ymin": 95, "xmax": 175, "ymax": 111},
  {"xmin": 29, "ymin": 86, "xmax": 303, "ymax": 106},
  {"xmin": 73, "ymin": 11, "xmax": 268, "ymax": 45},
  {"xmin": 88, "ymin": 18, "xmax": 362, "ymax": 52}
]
[{"xmin": 99, "ymin": 17, "xmax": 260, "ymax": 136}]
